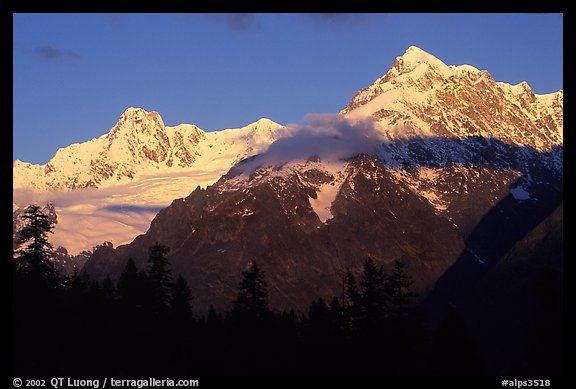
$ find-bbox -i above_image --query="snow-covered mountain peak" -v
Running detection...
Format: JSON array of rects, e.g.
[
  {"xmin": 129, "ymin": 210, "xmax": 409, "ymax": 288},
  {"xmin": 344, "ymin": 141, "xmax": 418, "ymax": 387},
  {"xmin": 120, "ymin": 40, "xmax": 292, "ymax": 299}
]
[
  {"xmin": 341, "ymin": 46, "xmax": 563, "ymax": 153},
  {"xmin": 402, "ymin": 45, "xmax": 431, "ymax": 61},
  {"xmin": 398, "ymin": 46, "xmax": 452, "ymax": 74},
  {"xmin": 118, "ymin": 106, "xmax": 160, "ymax": 123},
  {"xmin": 111, "ymin": 107, "xmax": 166, "ymax": 136},
  {"xmin": 239, "ymin": 118, "xmax": 283, "ymax": 133},
  {"xmin": 208, "ymin": 118, "xmax": 288, "ymax": 151},
  {"xmin": 340, "ymin": 47, "xmax": 451, "ymax": 116},
  {"xmin": 379, "ymin": 46, "xmax": 454, "ymax": 85},
  {"xmin": 13, "ymin": 108, "xmax": 288, "ymax": 192},
  {"xmin": 121, "ymin": 106, "xmax": 145, "ymax": 117},
  {"xmin": 13, "ymin": 107, "xmax": 292, "ymax": 252},
  {"xmin": 247, "ymin": 118, "xmax": 284, "ymax": 135},
  {"xmin": 394, "ymin": 46, "xmax": 490, "ymax": 84},
  {"xmin": 253, "ymin": 117, "xmax": 278, "ymax": 126}
]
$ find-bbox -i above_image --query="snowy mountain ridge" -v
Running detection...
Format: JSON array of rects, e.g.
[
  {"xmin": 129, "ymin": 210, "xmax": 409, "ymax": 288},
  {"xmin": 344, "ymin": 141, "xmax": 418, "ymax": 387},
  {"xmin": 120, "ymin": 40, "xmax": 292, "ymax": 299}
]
[
  {"xmin": 12, "ymin": 46, "xmax": 562, "ymax": 256},
  {"xmin": 197, "ymin": 46, "xmax": 562, "ymax": 232},
  {"xmin": 342, "ymin": 46, "xmax": 562, "ymax": 152},
  {"xmin": 14, "ymin": 46, "xmax": 563, "ymax": 194},
  {"xmin": 12, "ymin": 109, "xmax": 288, "ymax": 254},
  {"xmin": 13, "ymin": 108, "xmax": 287, "ymax": 191}
]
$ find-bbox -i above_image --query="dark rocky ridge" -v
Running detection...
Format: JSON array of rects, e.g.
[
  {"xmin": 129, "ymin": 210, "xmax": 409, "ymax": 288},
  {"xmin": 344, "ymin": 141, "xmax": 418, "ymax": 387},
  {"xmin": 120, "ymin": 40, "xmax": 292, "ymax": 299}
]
[
  {"xmin": 83, "ymin": 134, "xmax": 562, "ymax": 314},
  {"xmin": 85, "ymin": 154, "xmax": 467, "ymax": 313}
]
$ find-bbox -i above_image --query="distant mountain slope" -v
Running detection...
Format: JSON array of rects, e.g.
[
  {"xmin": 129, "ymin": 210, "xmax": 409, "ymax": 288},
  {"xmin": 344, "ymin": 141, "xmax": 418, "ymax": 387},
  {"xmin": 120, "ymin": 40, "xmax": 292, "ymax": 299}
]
[{"xmin": 467, "ymin": 203, "xmax": 563, "ymax": 375}]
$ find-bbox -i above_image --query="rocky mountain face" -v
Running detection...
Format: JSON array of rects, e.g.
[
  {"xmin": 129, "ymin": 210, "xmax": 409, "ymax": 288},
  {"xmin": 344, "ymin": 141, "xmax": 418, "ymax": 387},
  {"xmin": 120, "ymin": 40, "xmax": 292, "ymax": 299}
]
[
  {"xmin": 344, "ymin": 46, "xmax": 562, "ymax": 224},
  {"xmin": 50, "ymin": 46, "xmax": 565, "ymax": 314},
  {"xmin": 85, "ymin": 154, "xmax": 466, "ymax": 312}
]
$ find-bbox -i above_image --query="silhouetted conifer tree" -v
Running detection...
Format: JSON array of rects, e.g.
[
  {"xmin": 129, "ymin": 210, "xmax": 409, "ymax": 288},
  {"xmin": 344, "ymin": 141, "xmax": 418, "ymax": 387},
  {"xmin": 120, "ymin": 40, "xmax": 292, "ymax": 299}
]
[
  {"xmin": 358, "ymin": 257, "xmax": 388, "ymax": 326},
  {"xmin": 66, "ymin": 266, "xmax": 87, "ymax": 294},
  {"xmin": 344, "ymin": 270, "xmax": 360, "ymax": 326},
  {"xmin": 206, "ymin": 305, "xmax": 221, "ymax": 325},
  {"xmin": 86, "ymin": 280, "xmax": 104, "ymax": 304},
  {"xmin": 303, "ymin": 298, "xmax": 324, "ymax": 344},
  {"xmin": 329, "ymin": 295, "xmax": 342, "ymax": 315},
  {"xmin": 171, "ymin": 274, "xmax": 193, "ymax": 322},
  {"xmin": 278, "ymin": 309, "xmax": 299, "ymax": 337},
  {"xmin": 101, "ymin": 275, "xmax": 117, "ymax": 300},
  {"xmin": 118, "ymin": 258, "xmax": 145, "ymax": 305},
  {"xmin": 14, "ymin": 204, "xmax": 59, "ymax": 290},
  {"xmin": 344, "ymin": 257, "xmax": 390, "ymax": 341},
  {"xmin": 232, "ymin": 261, "xmax": 271, "ymax": 322},
  {"xmin": 308, "ymin": 297, "xmax": 329, "ymax": 329},
  {"xmin": 147, "ymin": 242, "xmax": 173, "ymax": 312},
  {"xmin": 386, "ymin": 260, "xmax": 417, "ymax": 319},
  {"xmin": 328, "ymin": 296, "xmax": 345, "ymax": 337}
]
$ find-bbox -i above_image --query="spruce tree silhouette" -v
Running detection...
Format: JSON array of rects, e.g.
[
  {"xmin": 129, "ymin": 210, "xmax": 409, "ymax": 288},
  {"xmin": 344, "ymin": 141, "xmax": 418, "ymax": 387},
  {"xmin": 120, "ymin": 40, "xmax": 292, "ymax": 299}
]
[
  {"xmin": 66, "ymin": 265, "xmax": 88, "ymax": 298},
  {"xmin": 101, "ymin": 275, "xmax": 117, "ymax": 300},
  {"xmin": 328, "ymin": 296, "xmax": 345, "ymax": 339},
  {"xmin": 118, "ymin": 258, "xmax": 145, "ymax": 306},
  {"xmin": 147, "ymin": 242, "xmax": 173, "ymax": 313},
  {"xmin": 14, "ymin": 204, "xmax": 59, "ymax": 290},
  {"xmin": 306, "ymin": 297, "xmax": 330, "ymax": 344},
  {"xmin": 387, "ymin": 260, "xmax": 418, "ymax": 319},
  {"xmin": 232, "ymin": 261, "xmax": 271, "ymax": 323},
  {"xmin": 309, "ymin": 297, "xmax": 329, "ymax": 322},
  {"xmin": 306, "ymin": 297, "xmax": 344, "ymax": 344},
  {"xmin": 357, "ymin": 257, "xmax": 388, "ymax": 328},
  {"xmin": 206, "ymin": 304, "xmax": 222, "ymax": 326},
  {"xmin": 171, "ymin": 274, "xmax": 193, "ymax": 323}
]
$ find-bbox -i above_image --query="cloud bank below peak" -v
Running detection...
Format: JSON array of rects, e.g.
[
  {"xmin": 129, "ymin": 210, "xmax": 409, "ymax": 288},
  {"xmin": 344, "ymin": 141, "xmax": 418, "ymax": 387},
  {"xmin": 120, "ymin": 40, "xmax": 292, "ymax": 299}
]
[{"xmin": 232, "ymin": 113, "xmax": 384, "ymax": 174}]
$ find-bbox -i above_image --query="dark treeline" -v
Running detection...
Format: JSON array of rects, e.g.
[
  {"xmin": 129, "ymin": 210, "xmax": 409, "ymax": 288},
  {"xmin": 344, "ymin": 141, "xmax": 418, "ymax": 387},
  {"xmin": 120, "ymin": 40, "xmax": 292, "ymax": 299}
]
[{"xmin": 12, "ymin": 204, "xmax": 561, "ymax": 376}]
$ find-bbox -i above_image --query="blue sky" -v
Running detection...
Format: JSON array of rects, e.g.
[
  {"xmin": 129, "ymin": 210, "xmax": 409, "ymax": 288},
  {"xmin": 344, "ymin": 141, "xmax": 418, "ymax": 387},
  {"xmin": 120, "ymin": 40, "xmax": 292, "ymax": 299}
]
[{"xmin": 13, "ymin": 13, "xmax": 563, "ymax": 165}]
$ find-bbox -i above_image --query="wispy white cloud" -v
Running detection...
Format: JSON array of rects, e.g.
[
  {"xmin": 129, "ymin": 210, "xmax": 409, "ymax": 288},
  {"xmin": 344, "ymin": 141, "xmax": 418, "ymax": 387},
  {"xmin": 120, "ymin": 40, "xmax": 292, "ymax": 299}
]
[
  {"xmin": 236, "ymin": 113, "xmax": 383, "ymax": 174},
  {"xmin": 13, "ymin": 170, "xmax": 225, "ymax": 255}
]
